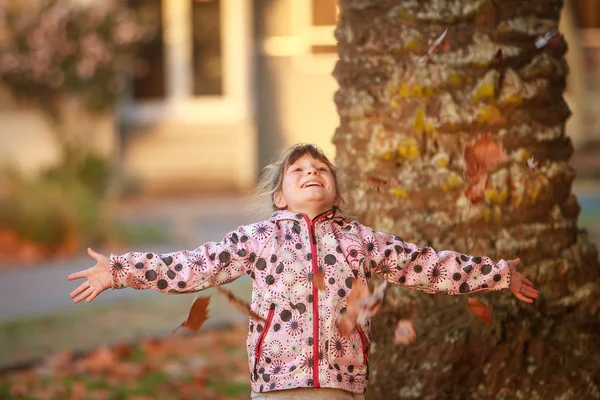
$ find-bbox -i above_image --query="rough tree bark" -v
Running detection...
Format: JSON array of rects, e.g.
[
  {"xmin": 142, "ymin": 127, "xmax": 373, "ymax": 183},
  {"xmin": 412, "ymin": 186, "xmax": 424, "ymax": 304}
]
[{"xmin": 332, "ymin": 0, "xmax": 600, "ymax": 399}]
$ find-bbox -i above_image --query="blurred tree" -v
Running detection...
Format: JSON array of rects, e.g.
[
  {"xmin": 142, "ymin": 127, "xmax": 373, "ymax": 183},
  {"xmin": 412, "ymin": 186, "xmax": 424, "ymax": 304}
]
[
  {"xmin": 0, "ymin": 0, "xmax": 152, "ymax": 166},
  {"xmin": 333, "ymin": 0, "xmax": 600, "ymax": 398}
]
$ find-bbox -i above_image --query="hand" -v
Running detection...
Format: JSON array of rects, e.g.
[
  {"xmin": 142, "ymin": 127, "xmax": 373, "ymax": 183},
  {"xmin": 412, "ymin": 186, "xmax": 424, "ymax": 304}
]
[
  {"xmin": 508, "ymin": 258, "xmax": 539, "ymax": 303},
  {"xmin": 68, "ymin": 248, "xmax": 113, "ymax": 303}
]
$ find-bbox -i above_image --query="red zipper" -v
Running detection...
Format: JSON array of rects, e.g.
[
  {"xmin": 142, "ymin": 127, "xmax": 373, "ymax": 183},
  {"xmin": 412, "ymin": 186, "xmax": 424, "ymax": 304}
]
[
  {"xmin": 303, "ymin": 215, "xmax": 320, "ymax": 387},
  {"xmin": 301, "ymin": 210, "xmax": 333, "ymax": 388},
  {"xmin": 254, "ymin": 307, "xmax": 275, "ymax": 371},
  {"xmin": 356, "ymin": 326, "xmax": 369, "ymax": 364}
]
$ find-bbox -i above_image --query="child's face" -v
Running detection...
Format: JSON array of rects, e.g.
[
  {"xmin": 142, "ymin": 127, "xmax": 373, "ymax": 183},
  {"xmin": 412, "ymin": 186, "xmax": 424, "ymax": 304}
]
[{"xmin": 274, "ymin": 154, "xmax": 338, "ymax": 218}]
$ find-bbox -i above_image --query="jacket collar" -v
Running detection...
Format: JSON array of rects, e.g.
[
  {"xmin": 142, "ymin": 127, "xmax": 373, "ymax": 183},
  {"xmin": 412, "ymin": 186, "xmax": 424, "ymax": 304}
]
[{"xmin": 269, "ymin": 208, "xmax": 344, "ymax": 223}]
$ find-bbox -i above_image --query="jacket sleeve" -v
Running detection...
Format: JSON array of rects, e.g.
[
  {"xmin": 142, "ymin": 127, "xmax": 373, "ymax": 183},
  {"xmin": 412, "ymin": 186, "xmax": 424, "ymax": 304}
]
[
  {"xmin": 108, "ymin": 222, "xmax": 274, "ymax": 293},
  {"xmin": 355, "ymin": 223, "xmax": 511, "ymax": 295}
]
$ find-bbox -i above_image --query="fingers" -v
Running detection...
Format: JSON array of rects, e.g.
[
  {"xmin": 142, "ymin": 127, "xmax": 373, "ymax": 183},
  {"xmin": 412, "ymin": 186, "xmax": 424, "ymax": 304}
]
[
  {"xmin": 515, "ymin": 292, "xmax": 534, "ymax": 303},
  {"xmin": 522, "ymin": 276, "xmax": 533, "ymax": 287},
  {"xmin": 521, "ymin": 285, "xmax": 539, "ymax": 299},
  {"xmin": 87, "ymin": 289, "xmax": 102, "ymax": 303},
  {"xmin": 69, "ymin": 281, "xmax": 90, "ymax": 299},
  {"xmin": 508, "ymin": 258, "xmax": 521, "ymax": 268},
  {"xmin": 68, "ymin": 269, "xmax": 89, "ymax": 281},
  {"xmin": 72, "ymin": 287, "xmax": 94, "ymax": 304},
  {"xmin": 87, "ymin": 247, "xmax": 100, "ymax": 261}
]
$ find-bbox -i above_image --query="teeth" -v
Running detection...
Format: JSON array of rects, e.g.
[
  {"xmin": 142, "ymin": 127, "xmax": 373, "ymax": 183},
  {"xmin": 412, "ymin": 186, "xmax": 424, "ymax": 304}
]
[{"xmin": 302, "ymin": 182, "xmax": 321, "ymax": 188}]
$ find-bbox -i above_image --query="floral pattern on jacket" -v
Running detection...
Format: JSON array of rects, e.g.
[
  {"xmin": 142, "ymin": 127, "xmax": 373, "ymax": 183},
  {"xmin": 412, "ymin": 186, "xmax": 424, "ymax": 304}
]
[{"xmin": 110, "ymin": 209, "xmax": 511, "ymax": 394}]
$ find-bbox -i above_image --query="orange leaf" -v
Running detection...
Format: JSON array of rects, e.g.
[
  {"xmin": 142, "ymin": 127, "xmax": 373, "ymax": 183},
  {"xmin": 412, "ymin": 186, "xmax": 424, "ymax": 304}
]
[
  {"xmin": 337, "ymin": 279, "xmax": 387, "ymax": 337},
  {"xmin": 467, "ymin": 297, "xmax": 493, "ymax": 325},
  {"xmin": 177, "ymin": 296, "xmax": 210, "ymax": 333},
  {"xmin": 464, "ymin": 174, "xmax": 488, "ymax": 205},
  {"xmin": 314, "ymin": 271, "xmax": 326, "ymax": 291},
  {"xmin": 463, "ymin": 133, "xmax": 508, "ymax": 204},
  {"xmin": 394, "ymin": 319, "xmax": 417, "ymax": 345}
]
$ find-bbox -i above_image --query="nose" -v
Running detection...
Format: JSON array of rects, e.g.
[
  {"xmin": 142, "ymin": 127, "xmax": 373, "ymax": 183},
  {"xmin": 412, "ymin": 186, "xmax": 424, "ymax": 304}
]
[{"xmin": 306, "ymin": 166, "xmax": 318, "ymax": 175}]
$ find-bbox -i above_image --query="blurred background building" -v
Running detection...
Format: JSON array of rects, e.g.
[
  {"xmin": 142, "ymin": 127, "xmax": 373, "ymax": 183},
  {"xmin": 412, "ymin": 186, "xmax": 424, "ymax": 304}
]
[{"xmin": 1, "ymin": 0, "xmax": 599, "ymax": 196}]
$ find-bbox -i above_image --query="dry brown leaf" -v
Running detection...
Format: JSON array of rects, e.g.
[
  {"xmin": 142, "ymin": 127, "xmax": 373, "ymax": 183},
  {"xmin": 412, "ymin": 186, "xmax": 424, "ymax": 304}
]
[
  {"xmin": 366, "ymin": 176, "xmax": 398, "ymax": 192},
  {"xmin": 78, "ymin": 347, "xmax": 117, "ymax": 374},
  {"xmin": 175, "ymin": 296, "xmax": 210, "ymax": 333},
  {"xmin": 314, "ymin": 271, "xmax": 326, "ymax": 291},
  {"xmin": 467, "ymin": 297, "xmax": 493, "ymax": 325},
  {"xmin": 419, "ymin": 27, "xmax": 449, "ymax": 65},
  {"xmin": 69, "ymin": 381, "xmax": 87, "ymax": 400},
  {"xmin": 463, "ymin": 133, "xmax": 508, "ymax": 204},
  {"xmin": 337, "ymin": 279, "xmax": 387, "ymax": 337},
  {"xmin": 394, "ymin": 319, "xmax": 417, "ymax": 345}
]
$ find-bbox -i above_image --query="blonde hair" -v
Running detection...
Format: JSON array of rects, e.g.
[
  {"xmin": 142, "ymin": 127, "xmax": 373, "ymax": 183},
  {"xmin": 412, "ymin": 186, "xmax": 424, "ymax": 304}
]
[{"xmin": 248, "ymin": 144, "xmax": 347, "ymax": 219}]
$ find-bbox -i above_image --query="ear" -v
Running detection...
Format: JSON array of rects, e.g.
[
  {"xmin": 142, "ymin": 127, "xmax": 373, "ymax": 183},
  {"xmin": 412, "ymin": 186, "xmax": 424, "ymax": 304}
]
[
  {"xmin": 333, "ymin": 195, "xmax": 342, "ymax": 207},
  {"xmin": 273, "ymin": 191, "xmax": 287, "ymax": 209}
]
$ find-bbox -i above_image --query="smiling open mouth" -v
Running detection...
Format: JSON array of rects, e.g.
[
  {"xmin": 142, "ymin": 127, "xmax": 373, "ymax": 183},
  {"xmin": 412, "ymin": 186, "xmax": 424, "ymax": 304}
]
[{"xmin": 301, "ymin": 181, "xmax": 323, "ymax": 188}]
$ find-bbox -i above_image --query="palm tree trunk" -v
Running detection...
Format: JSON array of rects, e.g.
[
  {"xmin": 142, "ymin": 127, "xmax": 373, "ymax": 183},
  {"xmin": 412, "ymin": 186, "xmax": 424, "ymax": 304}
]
[{"xmin": 333, "ymin": 0, "xmax": 600, "ymax": 398}]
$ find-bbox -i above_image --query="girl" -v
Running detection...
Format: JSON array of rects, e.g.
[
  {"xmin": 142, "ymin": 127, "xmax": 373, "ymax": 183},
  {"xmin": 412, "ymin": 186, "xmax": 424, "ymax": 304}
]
[{"xmin": 68, "ymin": 144, "xmax": 538, "ymax": 400}]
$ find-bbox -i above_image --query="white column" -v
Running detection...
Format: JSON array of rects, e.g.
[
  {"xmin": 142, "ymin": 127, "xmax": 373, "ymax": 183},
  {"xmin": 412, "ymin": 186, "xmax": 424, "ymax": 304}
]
[{"xmin": 163, "ymin": 0, "xmax": 193, "ymax": 102}]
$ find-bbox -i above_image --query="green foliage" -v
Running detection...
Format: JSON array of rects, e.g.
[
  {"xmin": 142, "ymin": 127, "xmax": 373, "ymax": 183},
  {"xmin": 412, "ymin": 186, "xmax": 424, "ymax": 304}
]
[{"xmin": 0, "ymin": 156, "xmax": 115, "ymax": 253}]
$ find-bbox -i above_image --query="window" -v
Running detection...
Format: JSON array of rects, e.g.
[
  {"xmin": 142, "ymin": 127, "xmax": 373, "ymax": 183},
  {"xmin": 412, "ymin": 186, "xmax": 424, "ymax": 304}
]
[
  {"xmin": 191, "ymin": 0, "xmax": 223, "ymax": 96},
  {"xmin": 310, "ymin": 0, "xmax": 339, "ymax": 54},
  {"xmin": 130, "ymin": 0, "xmax": 166, "ymax": 100}
]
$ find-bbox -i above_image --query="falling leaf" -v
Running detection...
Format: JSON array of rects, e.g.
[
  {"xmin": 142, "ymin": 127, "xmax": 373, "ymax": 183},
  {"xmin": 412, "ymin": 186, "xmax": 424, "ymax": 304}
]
[
  {"xmin": 314, "ymin": 270, "xmax": 326, "ymax": 291},
  {"xmin": 419, "ymin": 27, "xmax": 449, "ymax": 65},
  {"xmin": 175, "ymin": 296, "xmax": 210, "ymax": 333},
  {"xmin": 527, "ymin": 156, "xmax": 538, "ymax": 171},
  {"xmin": 394, "ymin": 319, "xmax": 417, "ymax": 345},
  {"xmin": 337, "ymin": 279, "xmax": 387, "ymax": 337},
  {"xmin": 463, "ymin": 133, "xmax": 508, "ymax": 204},
  {"xmin": 535, "ymin": 28, "xmax": 560, "ymax": 49},
  {"xmin": 366, "ymin": 176, "xmax": 398, "ymax": 192},
  {"xmin": 467, "ymin": 297, "xmax": 493, "ymax": 325},
  {"xmin": 492, "ymin": 48, "xmax": 503, "ymax": 64},
  {"xmin": 215, "ymin": 285, "xmax": 267, "ymax": 323},
  {"xmin": 440, "ymin": 39, "xmax": 451, "ymax": 53}
]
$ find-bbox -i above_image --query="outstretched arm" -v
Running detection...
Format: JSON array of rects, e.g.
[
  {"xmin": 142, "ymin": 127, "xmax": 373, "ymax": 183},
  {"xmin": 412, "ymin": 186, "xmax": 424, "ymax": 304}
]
[
  {"xmin": 354, "ymin": 224, "xmax": 538, "ymax": 303},
  {"xmin": 69, "ymin": 222, "xmax": 274, "ymax": 303}
]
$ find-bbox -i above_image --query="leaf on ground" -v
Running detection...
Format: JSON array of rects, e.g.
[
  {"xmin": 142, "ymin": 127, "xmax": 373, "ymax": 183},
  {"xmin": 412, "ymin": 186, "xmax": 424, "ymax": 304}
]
[
  {"xmin": 463, "ymin": 133, "xmax": 508, "ymax": 204},
  {"xmin": 467, "ymin": 297, "xmax": 493, "ymax": 325},
  {"xmin": 337, "ymin": 279, "xmax": 387, "ymax": 337},
  {"xmin": 394, "ymin": 319, "xmax": 417, "ymax": 345},
  {"xmin": 77, "ymin": 346, "xmax": 118, "ymax": 374},
  {"xmin": 175, "ymin": 296, "xmax": 210, "ymax": 333}
]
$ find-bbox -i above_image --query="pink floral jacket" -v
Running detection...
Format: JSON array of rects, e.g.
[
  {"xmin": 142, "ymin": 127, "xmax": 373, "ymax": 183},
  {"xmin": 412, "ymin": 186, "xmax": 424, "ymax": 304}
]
[{"xmin": 110, "ymin": 209, "xmax": 511, "ymax": 394}]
